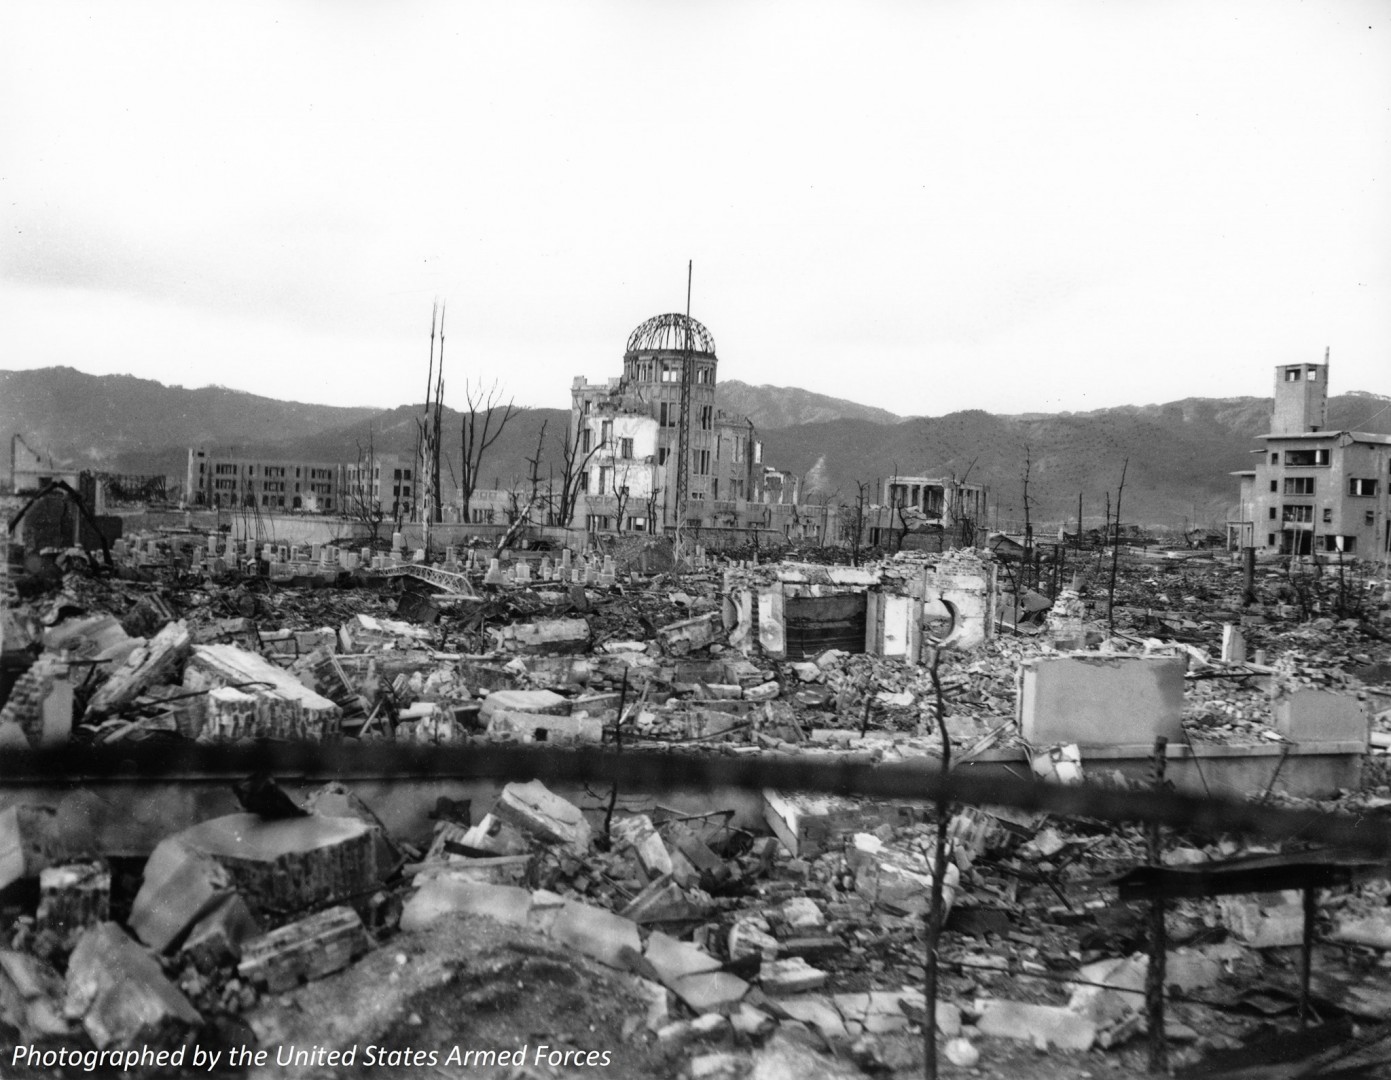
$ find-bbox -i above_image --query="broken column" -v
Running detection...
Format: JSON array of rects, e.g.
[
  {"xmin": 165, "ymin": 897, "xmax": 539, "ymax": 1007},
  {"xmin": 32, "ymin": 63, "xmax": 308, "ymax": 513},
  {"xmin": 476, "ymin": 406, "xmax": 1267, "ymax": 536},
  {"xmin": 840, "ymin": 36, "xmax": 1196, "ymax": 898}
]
[{"xmin": 165, "ymin": 813, "xmax": 377, "ymax": 920}]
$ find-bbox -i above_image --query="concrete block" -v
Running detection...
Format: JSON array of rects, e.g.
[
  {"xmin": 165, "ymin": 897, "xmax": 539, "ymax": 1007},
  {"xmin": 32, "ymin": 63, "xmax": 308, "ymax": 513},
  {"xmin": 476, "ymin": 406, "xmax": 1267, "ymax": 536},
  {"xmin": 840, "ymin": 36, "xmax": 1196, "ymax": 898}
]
[
  {"xmin": 0, "ymin": 805, "xmax": 63, "ymax": 891},
  {"xmin": 759, "ymin": 957, "xmax": 828, "ymax": 994},
  {"xmin": 492, "ymin": 779, "xmax": 592, "ymax": 852},
  {"xmin": 509, "ymin": 618, "xmax": 591, "ymax": 656},
  {"xmin": 64, "ymin": 923, "xmax": 201, "ymax": 1050},
  {"xmin": 612, "ymin": 814, "xmax": 673, "ymax": 878},
  {"xmin": 658, "ymin": 612, "xmax": 722, "ymax": 656},
  {"xmin": 1018, "ymin": 654, "xmax": 1186, "ymax": 746},
  {"xmin": 181, "ymin": 893, "xmax": 261, "ymax": 970},
  {"xmin": 548, "ymin": 901, "xmax": 641, "ymax": 969},
  {"xmin": 487, "ymin": 708, "xmax": 603, "ymax": 744},
  {"xmin": 1272, "ymin": 690, "xmax": 1369, "ymax": 745},
  {"xmin": 1219, "ymin": 894, "xmax": 1304, "ymax": 948},
  {"xmin": 36, "ymin": 862, "xmax": 110, "ymax": 948},
  {"xmin": 237, "ymin": 905, "xmax": 370, "ymax": 993},
  {"xmin": 129, "ymin": 838, "xmax": 236, "ymax": 952},
  {"xmin": 762, "ymin": 789, "xmax": 880, "ymax": 857},
  {"xmin": 847, "ymin": 833, "xmax": 960, "ymax": 919}
]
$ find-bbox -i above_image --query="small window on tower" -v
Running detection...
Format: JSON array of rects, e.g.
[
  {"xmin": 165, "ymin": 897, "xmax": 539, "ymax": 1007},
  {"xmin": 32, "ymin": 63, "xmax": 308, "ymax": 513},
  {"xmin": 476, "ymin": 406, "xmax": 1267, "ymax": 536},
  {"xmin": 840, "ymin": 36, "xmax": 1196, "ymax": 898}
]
[{"xmin": 1285, "ymin": 369, "xmax": 1301, "ymax": 381}]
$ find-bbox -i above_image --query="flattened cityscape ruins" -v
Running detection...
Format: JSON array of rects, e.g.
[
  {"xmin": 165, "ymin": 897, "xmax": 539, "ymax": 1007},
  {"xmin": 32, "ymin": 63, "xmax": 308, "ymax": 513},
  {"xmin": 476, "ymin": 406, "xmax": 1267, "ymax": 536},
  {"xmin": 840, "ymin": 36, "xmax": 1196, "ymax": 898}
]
[{"xmin": 3, "ymin": 318, "xmax": 1391, "ymax": 1079}]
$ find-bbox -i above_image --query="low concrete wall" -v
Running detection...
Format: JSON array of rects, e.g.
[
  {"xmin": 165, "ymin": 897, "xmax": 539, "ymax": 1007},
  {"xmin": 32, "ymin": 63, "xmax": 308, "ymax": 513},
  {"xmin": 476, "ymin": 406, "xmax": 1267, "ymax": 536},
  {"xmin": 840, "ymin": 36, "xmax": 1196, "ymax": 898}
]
[
  {"xmin": 968, "ymin": 740, "xmax": 1364, "ymax": 799},
  {"xmin": 1018, "ymin": 654, "xmax": 1187, "ymax": 746}
]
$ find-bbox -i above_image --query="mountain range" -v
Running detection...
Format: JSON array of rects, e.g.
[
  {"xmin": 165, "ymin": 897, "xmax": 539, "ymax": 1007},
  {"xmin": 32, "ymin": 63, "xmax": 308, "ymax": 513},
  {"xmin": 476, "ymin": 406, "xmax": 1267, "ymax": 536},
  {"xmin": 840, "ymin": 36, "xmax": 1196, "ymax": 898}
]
[{"xmin": 4, "ymin": 366, "xmax": 1389, "ymax": 529}]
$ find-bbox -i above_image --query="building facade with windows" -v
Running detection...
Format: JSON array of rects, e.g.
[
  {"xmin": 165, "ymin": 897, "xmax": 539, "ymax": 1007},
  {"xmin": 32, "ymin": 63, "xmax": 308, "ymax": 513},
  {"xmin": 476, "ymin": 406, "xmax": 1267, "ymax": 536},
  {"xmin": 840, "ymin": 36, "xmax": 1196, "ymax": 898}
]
[
  {"xmin": 339, "ymin": 453, "xmax": 415, "ymax": 520},
  {"xmin": 186, "ymin": 447, "xmax": 341, "ymax": 512},
  {"xmin": 1231, "ymin": 361, "xmax": 1390, "ymax": 557}
]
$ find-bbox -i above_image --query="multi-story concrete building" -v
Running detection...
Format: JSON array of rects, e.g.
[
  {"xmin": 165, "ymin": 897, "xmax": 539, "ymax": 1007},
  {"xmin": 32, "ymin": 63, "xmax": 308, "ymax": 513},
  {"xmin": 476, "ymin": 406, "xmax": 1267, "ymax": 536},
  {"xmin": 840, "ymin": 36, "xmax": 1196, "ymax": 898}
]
[
  {"xmin": 186, "ymin": 448, "xmax": 342, "ymax": 512},
  {"xmin": 569, "ymin": 313, "xmax": 826, "ymax": 541},
  {"xmin": 340, "ymin": 453, "xmax": 415, "ymax": 520},
  {"xmin": 1231, "ymin": 360, "xmax": 1390, "ymax": 557}
]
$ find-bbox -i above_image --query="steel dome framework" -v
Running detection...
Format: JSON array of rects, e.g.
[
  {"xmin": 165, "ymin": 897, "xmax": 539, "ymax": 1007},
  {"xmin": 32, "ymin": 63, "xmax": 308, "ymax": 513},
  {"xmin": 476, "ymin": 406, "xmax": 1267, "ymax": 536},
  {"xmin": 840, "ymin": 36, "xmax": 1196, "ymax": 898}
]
[{"xmin": 624, "ymin": 313, "xmax": 716, "ymax": 356}]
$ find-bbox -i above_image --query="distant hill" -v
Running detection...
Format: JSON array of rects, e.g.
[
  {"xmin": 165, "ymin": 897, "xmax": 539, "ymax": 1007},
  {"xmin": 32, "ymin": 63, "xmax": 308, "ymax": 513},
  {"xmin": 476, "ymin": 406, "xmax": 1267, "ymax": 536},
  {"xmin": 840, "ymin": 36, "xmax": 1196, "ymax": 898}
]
[
  {"xmin": 4, "ymin": 366, "xmax": 1387, "ymax": 529},
  {"xmin": 1, "ymin": 367, "xmax": 377, "ymax": 476},
  {"xmin": 715, "ymin": 380, "xmax": 902, "ymax": 428}
]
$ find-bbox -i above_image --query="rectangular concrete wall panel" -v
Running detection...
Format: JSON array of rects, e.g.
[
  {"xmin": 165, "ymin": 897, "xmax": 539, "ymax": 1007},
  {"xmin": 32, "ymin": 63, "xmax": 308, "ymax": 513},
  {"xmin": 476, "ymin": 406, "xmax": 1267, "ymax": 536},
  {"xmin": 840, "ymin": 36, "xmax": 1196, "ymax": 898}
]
[
  {"xmin": 1019, "ymin": 655, "xmax": 1186, "ymax": 746},
  {"xmin": 757, "ymin": 588, "xmax": 785, "ymax": 658}
]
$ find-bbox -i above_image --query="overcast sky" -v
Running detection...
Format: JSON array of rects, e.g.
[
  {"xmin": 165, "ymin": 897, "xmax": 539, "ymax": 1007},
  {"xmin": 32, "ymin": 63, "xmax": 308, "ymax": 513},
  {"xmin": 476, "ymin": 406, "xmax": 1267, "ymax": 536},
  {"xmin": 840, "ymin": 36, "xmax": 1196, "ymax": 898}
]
[{"xmin": 2, "ymin": 1, "xmax": 1387, "ymax": 419}]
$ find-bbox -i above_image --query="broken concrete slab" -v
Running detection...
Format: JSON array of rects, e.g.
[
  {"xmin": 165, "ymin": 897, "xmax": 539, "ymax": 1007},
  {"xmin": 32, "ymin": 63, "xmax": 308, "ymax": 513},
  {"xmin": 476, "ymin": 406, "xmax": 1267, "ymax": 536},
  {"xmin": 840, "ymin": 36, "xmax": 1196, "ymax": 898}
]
[
  {"xmin": 492, "ymin": 779, "xmax": 593, "ymax": 852},
  {"xmin": 644, "ymin": 931, "xmax": 722, "ymax": 985},
  {"xmin": 399, "ymin": 879, "xmax": 533, "ymax": 932},
  {"xmin": 83, "ymin": 619, "xmax": 191, "ymax": 719},
  {"xmin": 548, "ymin": 901, "xmax": 641, "ymax": 970},
  {"xmin": 478, "ymin": 688, "xmax": 571, "ymax": 722},
  {"xmin": 1018, "ymin": 654, "xmax": 1186, "ymax": 746},
  {"xmin": 238, "ymin": 905, "xmax": 371, "ymax": 993},
  {"xmin": 64, "ymin": 923, "xmax": 202, "ymax": 1050},
  {"xmin": 973, "ymin": 998, "xmax": 1098, "ymax": 1051},
  {"xmin": 847, "ymin": 832, "xmax": 960, "ymax": 919},
  {"xmin": 669, "ymin": 970, "xmax": 750, "ymax": 1013},
  {"xmin": 170, "ymin": 813, "xmax": 376, "ymax": 920}
]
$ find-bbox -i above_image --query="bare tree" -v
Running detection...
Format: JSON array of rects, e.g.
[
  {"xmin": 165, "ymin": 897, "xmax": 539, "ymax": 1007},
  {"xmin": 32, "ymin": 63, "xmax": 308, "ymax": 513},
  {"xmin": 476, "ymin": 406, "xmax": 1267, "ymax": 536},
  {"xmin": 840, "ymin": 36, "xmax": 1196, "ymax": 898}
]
[
  {"xmin": 554, "ymin": 424, "xmax": 600, "ymax": 528},
  {"xmin": 1021, "ymin": 444, "xmax": 1035, "ymax": 589},
  {"xmin": 610, "ymin": 459, "xmax": 634, "ymax": 534},
  {"xmin": 1107, "ymin": 457, "xmax": 1128, "ymax": 634},
  {"xmin": 840, "ymin": 480, "xmax": 870, "ymax": 566},
  {"xmin": 416, "ymin": 302, "xmax": 446, "ymax": 555},
  {"xmin": 460, "ymin": 379, "xmax": 518, "ymax": 525},
  {"xmin": 349, "ymin": 430, "xmax": 387, "ymax": 550},
  {"xmin": 644, "ymin": 483, "xmax": 663, "ymax": 536}
]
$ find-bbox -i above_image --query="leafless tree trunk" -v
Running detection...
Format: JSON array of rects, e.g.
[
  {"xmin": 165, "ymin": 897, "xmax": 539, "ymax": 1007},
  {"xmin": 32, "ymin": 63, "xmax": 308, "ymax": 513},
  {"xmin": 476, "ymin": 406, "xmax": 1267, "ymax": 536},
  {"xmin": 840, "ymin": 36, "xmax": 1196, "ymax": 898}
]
[
  {"xmin": 460, "ymin": 379, "xmax": 517, "ymax": 525},
  {"xmin": 1107, "ymin": 457, "xmax": 1128, "ymax": 635},
  {"xmin": 555, "ymin": 425, "xmax": 600, "ymax": 528},
  {"xmin": 350, "ymin": 429, "xmax": 387, "ymax": 550}
]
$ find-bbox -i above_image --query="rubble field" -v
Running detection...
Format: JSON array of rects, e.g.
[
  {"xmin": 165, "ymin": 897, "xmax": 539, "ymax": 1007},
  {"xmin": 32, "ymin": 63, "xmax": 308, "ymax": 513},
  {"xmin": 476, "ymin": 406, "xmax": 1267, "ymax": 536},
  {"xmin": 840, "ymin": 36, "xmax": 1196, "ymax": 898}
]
[{"xmin": 2, "ymin": 530, "xmax": 1391, "ymax": 1079}]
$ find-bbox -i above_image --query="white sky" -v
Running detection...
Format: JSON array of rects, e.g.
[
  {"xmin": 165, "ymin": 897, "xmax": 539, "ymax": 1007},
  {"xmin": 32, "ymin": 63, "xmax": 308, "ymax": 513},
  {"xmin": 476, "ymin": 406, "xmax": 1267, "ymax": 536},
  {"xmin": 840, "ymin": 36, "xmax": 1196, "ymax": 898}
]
[{"xmin": 2, "ymin": 1, "xmax": 1388, "ymax": 417}]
